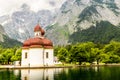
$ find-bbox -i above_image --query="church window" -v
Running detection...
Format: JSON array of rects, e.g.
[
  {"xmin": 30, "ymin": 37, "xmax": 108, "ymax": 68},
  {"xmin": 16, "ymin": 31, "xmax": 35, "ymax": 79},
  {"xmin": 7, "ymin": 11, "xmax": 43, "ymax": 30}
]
[
  {"xmin": 46, "ymin": 52, "xmax": 49, "ymax": 58},
  {"xmin": 36, "ymin": 33, "xmax": 38, "ymax": 36},
  {"xmin": 25, "ymin": 52, "xmax": 27, "ymax": 59}
]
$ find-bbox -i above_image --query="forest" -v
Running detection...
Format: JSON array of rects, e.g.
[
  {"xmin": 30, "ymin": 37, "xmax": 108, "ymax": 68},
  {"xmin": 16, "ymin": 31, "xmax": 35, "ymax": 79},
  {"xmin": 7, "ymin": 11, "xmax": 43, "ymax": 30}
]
[
  {"xmin": 55, "ymin": 41, "xmax": 120, "ymax": 65},
  {"xmin": 0, "ymin": 40, "xmax": 120, "ymax": 65},
  {"xmin": 0, "ymin": 47, "xmax": 21, "ymax": 64}
]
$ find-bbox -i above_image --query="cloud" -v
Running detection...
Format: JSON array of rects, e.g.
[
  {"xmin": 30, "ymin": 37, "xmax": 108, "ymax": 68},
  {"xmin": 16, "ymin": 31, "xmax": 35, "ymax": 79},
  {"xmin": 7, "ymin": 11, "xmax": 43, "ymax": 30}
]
[{"xmin": 0, "ymin": 0, "xmax": 66, "ymax": 16}]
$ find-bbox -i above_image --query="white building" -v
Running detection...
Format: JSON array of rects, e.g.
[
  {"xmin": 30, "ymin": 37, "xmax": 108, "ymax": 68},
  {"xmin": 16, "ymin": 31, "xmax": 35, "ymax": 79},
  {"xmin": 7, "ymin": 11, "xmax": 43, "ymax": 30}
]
[{"xmin": 21, "ymin": 24, "xmax": 54, "ymax": 67}]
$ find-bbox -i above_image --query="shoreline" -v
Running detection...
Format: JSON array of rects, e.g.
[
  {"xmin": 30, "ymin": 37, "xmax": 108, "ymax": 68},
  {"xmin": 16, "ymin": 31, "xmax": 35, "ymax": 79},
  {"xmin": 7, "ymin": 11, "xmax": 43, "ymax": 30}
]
[{"xmin": 1, "ymin": 63, "xmax": 120, "ymax": 69}]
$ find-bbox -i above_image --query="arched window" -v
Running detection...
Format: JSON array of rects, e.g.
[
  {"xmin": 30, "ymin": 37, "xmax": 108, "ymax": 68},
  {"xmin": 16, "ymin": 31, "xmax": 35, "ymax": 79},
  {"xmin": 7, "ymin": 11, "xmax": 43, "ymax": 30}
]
[{"xmin": 36, "ymin": 33, "xmax": 38, "ymax": 36}]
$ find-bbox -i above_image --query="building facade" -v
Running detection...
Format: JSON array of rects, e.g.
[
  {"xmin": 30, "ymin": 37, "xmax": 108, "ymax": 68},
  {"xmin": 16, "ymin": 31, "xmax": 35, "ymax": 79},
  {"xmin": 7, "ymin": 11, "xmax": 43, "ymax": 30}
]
[{"xmin": 21, "ymin": 24, "xmax": 54, "ymax": 67}]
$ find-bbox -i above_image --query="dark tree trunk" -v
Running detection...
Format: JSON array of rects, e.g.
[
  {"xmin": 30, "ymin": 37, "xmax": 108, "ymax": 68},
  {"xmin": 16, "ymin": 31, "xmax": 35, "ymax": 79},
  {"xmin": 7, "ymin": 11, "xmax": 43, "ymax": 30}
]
[
  {"xmin": 79, "ymin": 62, "xmax": 82, "ymax": 65},
  {"xmin": 97, "ymin": 60, "xmax": 99, "ymax": 65}
]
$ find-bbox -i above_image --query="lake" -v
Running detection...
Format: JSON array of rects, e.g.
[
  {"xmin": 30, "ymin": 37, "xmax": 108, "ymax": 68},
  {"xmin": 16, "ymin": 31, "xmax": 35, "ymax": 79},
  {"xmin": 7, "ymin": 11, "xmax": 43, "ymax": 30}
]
[{"xmin": 0, "ymin": 66, "xmax": 120, "ymax": 80}]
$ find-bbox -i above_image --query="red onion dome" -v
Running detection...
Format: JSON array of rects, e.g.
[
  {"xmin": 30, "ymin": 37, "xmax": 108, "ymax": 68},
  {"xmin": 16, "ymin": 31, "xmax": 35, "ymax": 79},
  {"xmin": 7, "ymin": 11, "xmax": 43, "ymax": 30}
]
[
  {"xmin": 23, "ymin": 39, "xmax": 30, "ymax": 47},
  {"xmin": 34, "ymin": 24, "xmax": 42, "ymax": 32},
  {"xmin": 44, "ymin": 46, "xmax": 53, "ymax": 49},
  {"xmin": 41, "ymin": 29, "xmax": 45, "ymax": 36},
  {"xmin": 34, "ymin": 24, "xmax": 45, "ymax": 36},
  {"xmin": 29, "ymin": 38, "xmax": 43, "ymax": 47},
  {"xmin": 23, "ymin": 38, "xmax": 53, "ymax": 48},
  {"xmin": 42, "ymin": 38, "xmax": 53, "ymax": 48}
]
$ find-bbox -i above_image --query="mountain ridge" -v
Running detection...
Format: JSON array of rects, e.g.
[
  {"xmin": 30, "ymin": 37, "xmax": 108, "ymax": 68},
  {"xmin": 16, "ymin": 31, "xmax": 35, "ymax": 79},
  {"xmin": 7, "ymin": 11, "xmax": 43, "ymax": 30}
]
[
  {"xmin": 0, "ymin": 4, "xmax": 55, "ymax": 42},
  {"xmin": 46, "ymin": 0, "xmax": 120, "ymax": 45},
  {"xmin": 1, "ymin": 1, "xmax": 120, "ymax": 45},
  {"xmin": 0, "ymin": 24, "xmax": 22, "ymax": 48}
]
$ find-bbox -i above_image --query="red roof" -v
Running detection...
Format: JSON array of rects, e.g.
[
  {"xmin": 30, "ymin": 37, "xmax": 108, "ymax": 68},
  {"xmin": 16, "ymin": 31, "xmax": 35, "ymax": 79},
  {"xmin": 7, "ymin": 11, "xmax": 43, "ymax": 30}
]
[
  {"xmin": 23, "ymin": 39, "xmax": 30, "ymax": 47},
  {"xmin": 34, "ymin": 24, "xmax": 42, "ymax": 32},
  {"xmin": 34, "ymin": 24, "xmax": 45, "ymax": 36},
  {"xmin": 41, "ymin": 29, "xmax": 45, "ymax": 36},
  {"xmin": 22, "ymin": 24, "xmax": 53, "ymax": 49},
  {"xmin": 29, "ymin": 38, "xmax": 43, "ymax": 45},
  {"xmin": 23, "ymin": 37, "xmax": 53, "ymax": 49},
  {"xmin": 42, "ymin": 38, "xmax": 53, "ymax": 46}
]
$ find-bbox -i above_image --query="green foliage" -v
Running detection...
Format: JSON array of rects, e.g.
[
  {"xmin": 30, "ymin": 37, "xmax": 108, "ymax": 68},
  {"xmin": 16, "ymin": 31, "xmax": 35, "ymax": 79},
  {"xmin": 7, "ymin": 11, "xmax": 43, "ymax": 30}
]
[
  {"xmin": 54, "ymin": 46, "xmax": 62, "ymax": 56},
  {"xmin": 55, "ymin": 41, "xmax": 120, "ymax": 65},
  {"xmin": 0, "ymin": 35, "xmax": 22, "ymax": 48},
  {"xmin": 69, "ymin": 21, "xmax": 120, "ymax": 44},
  {"xmin": 2, "ymin": 49, "xmax": 14, "ymax": 64},
  {"xmin": 0, "ymin": 46, "xmax": 21, "ymax": 65},
  {"xmin": 89, "ymin": 48, "xmax": 99, "ymax": 63},
  {"xmin": 11, "ymin": 48, "xmax": 22, "ymax": 62},
  {"xmin": 57, "ymin": 47, "xmax": 69, "ymax": 63}
]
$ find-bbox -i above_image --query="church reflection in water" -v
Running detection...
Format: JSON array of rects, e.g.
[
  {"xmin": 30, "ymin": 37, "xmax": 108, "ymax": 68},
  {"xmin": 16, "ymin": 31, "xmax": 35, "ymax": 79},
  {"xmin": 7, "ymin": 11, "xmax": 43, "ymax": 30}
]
[{"xmin": 14, "ymin": 68, "xmax": 65, "ymax": 80}]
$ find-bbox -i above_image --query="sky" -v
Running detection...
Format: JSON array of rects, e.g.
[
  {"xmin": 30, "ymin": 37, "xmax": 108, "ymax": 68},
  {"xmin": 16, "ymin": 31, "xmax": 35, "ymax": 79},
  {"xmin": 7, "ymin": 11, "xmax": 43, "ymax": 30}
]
[{"xmin": 0, "ymin": 0, "xmax": 66, "ymax": 16}]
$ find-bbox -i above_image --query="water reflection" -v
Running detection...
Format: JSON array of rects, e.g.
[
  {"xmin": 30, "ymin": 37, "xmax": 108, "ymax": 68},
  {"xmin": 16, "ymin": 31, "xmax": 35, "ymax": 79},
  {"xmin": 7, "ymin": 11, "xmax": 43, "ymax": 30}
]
[
  {"xmin": 1, "ymin": 66, "xmax": 120, "ymax": 80},
  {"xmin": 14, "ymin": 68, "xmax": 66, "ymax": 80},
  {"xmin": 12, "ymin": 67, "xmax": 108, "ymax": 80}
]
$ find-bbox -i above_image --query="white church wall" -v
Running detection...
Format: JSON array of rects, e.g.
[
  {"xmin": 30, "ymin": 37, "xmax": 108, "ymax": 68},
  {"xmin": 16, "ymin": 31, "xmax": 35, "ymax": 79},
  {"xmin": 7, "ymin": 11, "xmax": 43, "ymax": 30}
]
[
  {"xmin": 35, "ymin": 31, "xmax": 41, "ymax": 37},
  {"xmin": 44, "ymin": 49, "xmax": 54, "ymax": 66},
  {"xmin": 29, "ymin": 48, "xmax": 44, "ymax": 67},
  {"xmin": 21, "ymin": 49, "xmax": 29, "ymax": 66}
]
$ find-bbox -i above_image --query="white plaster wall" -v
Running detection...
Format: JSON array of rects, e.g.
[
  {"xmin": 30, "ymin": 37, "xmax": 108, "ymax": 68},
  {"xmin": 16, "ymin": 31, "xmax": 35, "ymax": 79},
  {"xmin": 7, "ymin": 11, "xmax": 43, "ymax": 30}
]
[
  {"xmin": 44, "ymin": 49, "xmax": 54, "ymax": 66},
  {"xmin": 21, "ymin": 49, "xmax": 29, "ymax": 66},
  {"xmin": 35, "ymin": 31, "xmax": 41, "ymax": 37},
  {"xmin": 29, "ymin": 48, "xmax": 44, "ymax": 67},
  {"xmin": 21, "ymin": 48, "xmax": 54, "ymax": 67}
]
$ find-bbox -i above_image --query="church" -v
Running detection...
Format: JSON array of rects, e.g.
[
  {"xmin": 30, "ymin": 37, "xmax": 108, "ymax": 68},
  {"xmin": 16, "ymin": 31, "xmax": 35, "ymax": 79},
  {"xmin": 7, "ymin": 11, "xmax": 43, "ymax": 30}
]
[{"xmin": 21, "ymin": 24, "xmax": 54, "ymax": 67}]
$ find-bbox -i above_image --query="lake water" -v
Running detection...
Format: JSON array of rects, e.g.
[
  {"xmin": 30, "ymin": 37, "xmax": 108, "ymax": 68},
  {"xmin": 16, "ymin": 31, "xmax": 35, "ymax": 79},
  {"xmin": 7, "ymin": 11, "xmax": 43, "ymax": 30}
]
[{"xmin": 0, "ymin": 66, "xmax": 120, "ymax": 80}]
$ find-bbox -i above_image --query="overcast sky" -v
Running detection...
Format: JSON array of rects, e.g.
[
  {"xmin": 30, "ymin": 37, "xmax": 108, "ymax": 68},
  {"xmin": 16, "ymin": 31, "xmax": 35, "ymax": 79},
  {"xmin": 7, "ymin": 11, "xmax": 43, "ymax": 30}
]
[{"xmin": 0, "ymin": 0, "xmax": 66, "ymax": 16}]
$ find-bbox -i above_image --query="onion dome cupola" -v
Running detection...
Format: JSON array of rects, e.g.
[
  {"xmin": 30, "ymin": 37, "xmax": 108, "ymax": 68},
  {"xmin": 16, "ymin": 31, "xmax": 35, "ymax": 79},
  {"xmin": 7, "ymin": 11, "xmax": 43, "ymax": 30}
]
[
  {"xmin": 22, "ymin": 23, "xmax": 53, "ymax": 49},
  {"xmin": 34, "ymin": 24, "xmax": 45, "ymax": 38},
  {"xmin": 42, "ymin": 38, "xmax": 53, "ymax": 49},
  {"xmin": 23, "ymin": 39, "xmax": 31, "ymax": 48},
  {"xmin": 29, "ymin": 38, "xmax": 43, "ymax": 48}
]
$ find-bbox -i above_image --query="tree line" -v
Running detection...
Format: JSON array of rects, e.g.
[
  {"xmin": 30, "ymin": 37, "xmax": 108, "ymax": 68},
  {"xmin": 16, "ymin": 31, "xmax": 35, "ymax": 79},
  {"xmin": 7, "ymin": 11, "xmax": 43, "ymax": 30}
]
[
  {"xmin": 55, "ymin": 41, "xmax": 120, "ymax": 65},
  {"xmin": 0, "ymin": 40, "xmax": 120, "ymax": 65},
  {"xmin": 0, "ymin": 47, "xmax": 21, "ymax": 65}
]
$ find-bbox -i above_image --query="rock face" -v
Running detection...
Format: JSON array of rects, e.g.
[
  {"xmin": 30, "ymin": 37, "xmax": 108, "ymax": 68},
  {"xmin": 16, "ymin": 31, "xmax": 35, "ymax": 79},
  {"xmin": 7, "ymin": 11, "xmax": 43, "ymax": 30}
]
[
  {"xmin": 0, "ymin": 24, "xmax": 22, "ymax": 48},
  {"xmin": 1, "ymin": 1, "xmax": 120, "ymax": 45},
  {"xmin": 0, "ymin": 4, "xmax": 55, "ymax": 42},
  {"xmin": 46, "ymin": 0, "xmax": 120, "ymax": 45},
  {"xmin": 0, "ymin": 24, "xmax": 6, "ymax": 42}
]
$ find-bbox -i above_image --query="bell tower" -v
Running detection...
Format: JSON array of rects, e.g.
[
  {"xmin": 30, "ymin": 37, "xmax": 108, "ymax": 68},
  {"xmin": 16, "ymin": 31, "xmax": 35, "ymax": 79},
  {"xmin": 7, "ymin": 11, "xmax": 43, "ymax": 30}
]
[{"xmin": 34, "ymin": 24, "xmax": 45, "ymax": 38}]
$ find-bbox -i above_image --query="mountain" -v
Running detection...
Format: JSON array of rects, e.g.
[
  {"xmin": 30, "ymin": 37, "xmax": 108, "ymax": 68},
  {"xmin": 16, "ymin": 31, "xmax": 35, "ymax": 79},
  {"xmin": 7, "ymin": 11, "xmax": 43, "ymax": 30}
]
[
  {"xmin": 69, "ymin": 21, "xmax": 120, "ymax": 44},
  {"xmin": 1, "ymin": 1, "xmax": 120, "ymax": 45},
  {"xmin": 0, "ymin": 24, "xmax": 6, "ymax": 42},
  {"xmin": 46, "ymin": 0, "xmax": 120, "ymax": 45},
  {"xmin": 0, "ymin": 25, "xmax": 22, "ymax": 48},
  {"xmin": 0, "ymin": 4, "xmax": 55, "ymax": 42}
]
